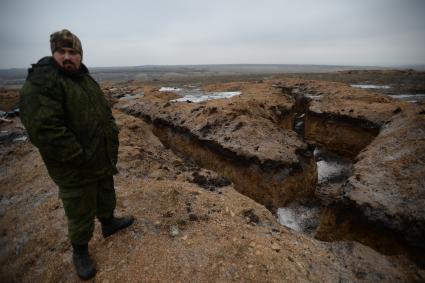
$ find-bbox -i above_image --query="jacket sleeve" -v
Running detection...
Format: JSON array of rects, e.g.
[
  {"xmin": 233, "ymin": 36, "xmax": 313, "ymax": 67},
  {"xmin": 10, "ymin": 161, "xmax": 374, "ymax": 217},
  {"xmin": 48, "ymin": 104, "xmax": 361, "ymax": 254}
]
[
  {"xmin": 20, "ymin": 82, "xmax": 86, "ymax": 165},
  {"xmin": 109, "ymin": 108, "xmax": 120, "ymax": 165},
  {"xmin": 87, "ymin": 74, "xmax": 119, "ymax": 166}
]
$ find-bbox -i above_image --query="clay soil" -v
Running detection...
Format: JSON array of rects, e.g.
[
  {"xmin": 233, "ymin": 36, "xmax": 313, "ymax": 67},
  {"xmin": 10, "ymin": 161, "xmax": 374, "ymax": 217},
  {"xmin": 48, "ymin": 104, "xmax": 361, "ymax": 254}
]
[{"xmin": 1, "ymin": 74, "xmax": 425, "ymax": 282}]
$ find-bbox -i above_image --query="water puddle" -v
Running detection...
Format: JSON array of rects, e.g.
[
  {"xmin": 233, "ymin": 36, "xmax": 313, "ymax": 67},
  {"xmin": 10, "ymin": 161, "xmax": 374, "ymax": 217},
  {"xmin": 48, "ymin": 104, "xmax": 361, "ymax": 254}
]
[{"xmin": 350, "ymin": 84, "xmax": 391, "ymax": 89}]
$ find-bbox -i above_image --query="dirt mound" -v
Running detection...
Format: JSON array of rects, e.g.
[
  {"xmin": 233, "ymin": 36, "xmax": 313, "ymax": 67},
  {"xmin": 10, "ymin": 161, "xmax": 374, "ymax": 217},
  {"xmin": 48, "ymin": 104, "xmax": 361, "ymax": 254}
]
[{"xmin": 343, "ymin": 106, "xmax": 425, "ymax": 248}]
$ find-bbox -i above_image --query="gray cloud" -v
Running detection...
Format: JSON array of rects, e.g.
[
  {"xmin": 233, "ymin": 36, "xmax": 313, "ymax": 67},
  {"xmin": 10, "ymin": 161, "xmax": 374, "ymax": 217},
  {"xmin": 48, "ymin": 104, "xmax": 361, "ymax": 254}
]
[{"xmin": 1, "ymin": 0, "xmax": 424, "ymax": 68}]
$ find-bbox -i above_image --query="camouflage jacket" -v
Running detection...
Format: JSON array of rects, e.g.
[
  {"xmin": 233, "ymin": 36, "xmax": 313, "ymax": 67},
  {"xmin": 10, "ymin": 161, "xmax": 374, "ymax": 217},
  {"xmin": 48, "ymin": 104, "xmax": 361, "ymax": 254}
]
[{"xmin": 20, "ymin": 57, "xmax": 119, "ymax": 189}]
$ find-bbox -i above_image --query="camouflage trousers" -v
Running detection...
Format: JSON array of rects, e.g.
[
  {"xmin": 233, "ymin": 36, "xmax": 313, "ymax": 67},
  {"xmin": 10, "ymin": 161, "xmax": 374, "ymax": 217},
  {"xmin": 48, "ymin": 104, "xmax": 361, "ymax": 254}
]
[{"xmin": 59, "ymin": 175, "xmax": 116, "ymax": 245}]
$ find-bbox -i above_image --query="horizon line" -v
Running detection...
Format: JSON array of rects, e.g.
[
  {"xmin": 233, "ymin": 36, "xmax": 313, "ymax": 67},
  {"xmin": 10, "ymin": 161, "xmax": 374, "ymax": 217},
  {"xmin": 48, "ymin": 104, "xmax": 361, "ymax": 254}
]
[{"xmin": 2, "ymin": 62, "xmax": 425, "ymax": 71}]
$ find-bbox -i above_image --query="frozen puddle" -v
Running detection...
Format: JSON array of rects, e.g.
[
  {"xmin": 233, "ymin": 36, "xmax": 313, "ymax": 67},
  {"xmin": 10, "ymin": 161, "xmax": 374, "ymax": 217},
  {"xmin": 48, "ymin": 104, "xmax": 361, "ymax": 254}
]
[
  {"xmin": 277, "ymin": 206, "xmax": 320, "ymax": 234},
  {"xmin": 171, "ymin": 90, "xmax": 241, "ymax": 103},
  {"xmin": 159, "ymin": 87, "xmax": 182, "ymax": 92},
  {"xmin": 389, "ymin": 94, "xmax": 425, "ymax": 103},
  {"xmin": 277, "ymin": 147, "xmax": 352, "ymax": 233},
  {"xmin": 351, "ymin": 84, "xmax": 391, "ymax": 89},
  {"xmin": 159, "ymin": 86, "xmax": 241, "ymax": 102},
  {"xmin": 119, "ymin": 92, "xmax": 144, "ymax": 100},
  {"xmin": 317, "ymin": 159, "xmax": 351, "ymax": 184},
  {"xmin": 314, "ymin": 147, "xmax": 352, "ymax": 184},
  {"xmin": 305, "ymin": 94, "xmax": 322, "ymax": 100}
]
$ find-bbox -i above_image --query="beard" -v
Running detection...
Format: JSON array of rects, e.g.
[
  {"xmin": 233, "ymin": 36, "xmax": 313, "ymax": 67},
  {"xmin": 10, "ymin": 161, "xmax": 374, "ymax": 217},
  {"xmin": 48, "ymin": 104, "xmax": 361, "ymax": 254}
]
[{"xmin": 62, "ymin": 60, "xmax": 80, "ymax": 74}]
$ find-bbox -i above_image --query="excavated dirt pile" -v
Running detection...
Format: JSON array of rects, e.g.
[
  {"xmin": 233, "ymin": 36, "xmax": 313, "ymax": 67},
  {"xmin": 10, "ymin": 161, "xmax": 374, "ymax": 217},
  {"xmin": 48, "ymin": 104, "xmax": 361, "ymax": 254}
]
[{"xmin": 1, "ymin": 78, "xmax": 424, "ymax": 282}]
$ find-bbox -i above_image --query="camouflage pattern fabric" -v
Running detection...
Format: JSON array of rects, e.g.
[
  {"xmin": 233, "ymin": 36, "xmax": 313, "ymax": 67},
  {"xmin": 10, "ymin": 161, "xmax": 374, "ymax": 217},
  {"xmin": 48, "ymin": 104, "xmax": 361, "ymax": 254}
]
[
  {"xmin": 20, "ymin": 56, "xmax": 120, "ymax": 244},
  {"xmin": 20, "ymin": 56, "xmax": 119, "ymax": 190},
  {"xmin": 61, "ymin": 175, "xmax": 116, "ymax": 245},
  {"xmin": 50, "ymin": 29, "xmax": 83, "ymax": 57}
]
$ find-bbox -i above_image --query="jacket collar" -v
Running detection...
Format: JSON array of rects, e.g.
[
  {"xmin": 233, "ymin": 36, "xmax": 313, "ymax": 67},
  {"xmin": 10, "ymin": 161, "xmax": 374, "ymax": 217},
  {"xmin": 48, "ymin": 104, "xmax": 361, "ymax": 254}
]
[{"xmin": 36, "ymin": 56, "xmax": 89, "ymax": 78}]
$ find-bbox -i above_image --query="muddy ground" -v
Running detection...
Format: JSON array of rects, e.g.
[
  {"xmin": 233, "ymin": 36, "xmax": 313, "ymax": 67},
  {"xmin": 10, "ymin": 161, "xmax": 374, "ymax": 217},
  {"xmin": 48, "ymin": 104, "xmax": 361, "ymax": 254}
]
[{"xmin": 1, "ymin": 72, "xmax": 424, "ymax": 282}]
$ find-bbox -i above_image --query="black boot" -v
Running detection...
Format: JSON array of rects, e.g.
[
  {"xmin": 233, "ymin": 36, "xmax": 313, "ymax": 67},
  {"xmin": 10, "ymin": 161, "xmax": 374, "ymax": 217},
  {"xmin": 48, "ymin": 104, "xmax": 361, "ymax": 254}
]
[
  {"xmin": 100, "ymin": 215, "xmax": 135, "ymax": 238},
  {"xmin": 72, "ymin": 244, "xmax": 96, "ymax": 280}
]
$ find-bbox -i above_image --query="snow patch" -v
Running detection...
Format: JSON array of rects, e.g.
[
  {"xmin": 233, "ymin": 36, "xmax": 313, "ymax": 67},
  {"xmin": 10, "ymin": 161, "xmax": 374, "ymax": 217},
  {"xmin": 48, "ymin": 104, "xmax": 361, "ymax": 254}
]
[
  {"xmin": 277, "ymin": 206, "xmax": 320, "ymax": 233},
  {"xmin": 389, "ymin": 94, "xmax": 425, "ymax": 103},
  {"xmin": 171, "ymin": 91, "xmax": 241, "ymax": 103},
  {"xmin": 119, "ymin": 93, "xmax": 144, "ymax": 100},
  {"xmin": 350, "ymin": 84, "xmax": 391, "ymax": 89},
  {"xmin": 314, "ymin": 147, "xmax": 352, "ymax": 184},
  {"xmin": 159, "ymin": 87, "xmax": 182, "ymax": 92}
]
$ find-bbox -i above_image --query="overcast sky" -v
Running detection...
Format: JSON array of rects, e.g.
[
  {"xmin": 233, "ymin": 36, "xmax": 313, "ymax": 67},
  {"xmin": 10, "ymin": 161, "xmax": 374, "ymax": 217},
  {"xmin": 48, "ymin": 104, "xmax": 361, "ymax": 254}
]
[{"xmin": 1, "ymin": 0, "xmax": 424, "ymax": 68}]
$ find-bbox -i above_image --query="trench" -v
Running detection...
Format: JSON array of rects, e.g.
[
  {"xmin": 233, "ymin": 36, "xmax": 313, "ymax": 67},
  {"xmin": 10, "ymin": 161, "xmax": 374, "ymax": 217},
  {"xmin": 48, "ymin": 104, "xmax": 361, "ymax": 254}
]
[
  {"xmin": 280, "ymin": 90, "xmax": 425, "ymax": 267},
  {"xmin": 122, "ymin": 88, "xmax": 424, "ymax": 267},
  {"xmin": 150, "ymin": 118, "xmax": 317, "ymax": 212}
]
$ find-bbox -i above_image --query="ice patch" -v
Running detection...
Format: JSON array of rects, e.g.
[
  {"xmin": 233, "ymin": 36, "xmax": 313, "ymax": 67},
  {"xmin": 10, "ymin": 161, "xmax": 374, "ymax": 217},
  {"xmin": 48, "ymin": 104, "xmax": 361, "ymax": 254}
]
[
  {"xmin": 277, "ymin": 208, "xmax": 300, "ymax": 231},
  {"xmin": 12, "ymin": 136, "xmax": 28, "ymax": 142},
  {"xmin": 305, "ymin": 95, "xmax": 322, "ymax": 99},
  {"xmin": 119, "ymin": 93, "xmax": 144, "ymax": 100},
  {"xmin": 171, "ymin": 91, "xmax": 241, "ymax": 103},
  {"xmin": 389, "ymin": 94, "xmax": 425, "ymax": 103},
  {"xmin": 314, "ymin": 147, "xmax": 352, "ymax": 184},
  {"xmin": 317, "ymin": 160, "xmax": 344, "ymax": 183},
  {"xmin": 277, "ymin": 206, "xmax": 320, "ymax": 233},
  {"xmin": 350, "ymin": 84, "xmax": 391, "ymax": 89},
  {"xmin": 159, "ymin": 87, "xmax": 182, "ymax": 92}
]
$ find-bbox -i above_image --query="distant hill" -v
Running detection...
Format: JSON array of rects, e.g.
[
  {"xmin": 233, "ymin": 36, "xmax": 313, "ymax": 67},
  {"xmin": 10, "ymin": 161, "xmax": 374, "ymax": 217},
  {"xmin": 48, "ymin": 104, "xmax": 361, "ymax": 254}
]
[
  {"xmin": 391, "ymin": 64, "xmax": 425, "ymax": 71},
  {"xmin": 0, "ymin": 64, "xmax": 416, "ymax": 86}
]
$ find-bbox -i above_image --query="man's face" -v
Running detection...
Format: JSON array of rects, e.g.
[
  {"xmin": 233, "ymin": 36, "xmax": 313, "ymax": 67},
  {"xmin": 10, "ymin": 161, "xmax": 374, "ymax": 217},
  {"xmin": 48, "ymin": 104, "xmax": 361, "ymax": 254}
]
[{"xmin": 53, "ymin": 47, "xmax": 82, "ymax": 72}]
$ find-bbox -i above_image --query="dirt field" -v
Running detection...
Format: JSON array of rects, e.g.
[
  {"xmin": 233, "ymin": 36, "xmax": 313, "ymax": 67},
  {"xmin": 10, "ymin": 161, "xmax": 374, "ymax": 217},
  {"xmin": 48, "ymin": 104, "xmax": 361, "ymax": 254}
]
[{"xmin": 1, "ymin": 71, "xmax": 424, "ymax": 282}]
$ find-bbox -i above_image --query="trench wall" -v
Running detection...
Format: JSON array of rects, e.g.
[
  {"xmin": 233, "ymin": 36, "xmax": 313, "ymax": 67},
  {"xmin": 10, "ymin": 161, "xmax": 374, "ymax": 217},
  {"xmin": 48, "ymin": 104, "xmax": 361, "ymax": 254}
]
[
  {"xmin": 153, "ymin": 123, "xmax": 317, "ymax": 211},
  {"xmin": 304, "ymin": 111, "xmax": 380, "ymax": 158}
]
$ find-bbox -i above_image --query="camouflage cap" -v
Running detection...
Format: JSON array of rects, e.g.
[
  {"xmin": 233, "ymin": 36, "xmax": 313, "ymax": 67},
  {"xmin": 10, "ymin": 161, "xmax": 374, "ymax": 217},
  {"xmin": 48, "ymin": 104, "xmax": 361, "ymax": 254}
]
[{"xmin": 50, "ymin": 29, "xmax": 83, "ymax": 58}]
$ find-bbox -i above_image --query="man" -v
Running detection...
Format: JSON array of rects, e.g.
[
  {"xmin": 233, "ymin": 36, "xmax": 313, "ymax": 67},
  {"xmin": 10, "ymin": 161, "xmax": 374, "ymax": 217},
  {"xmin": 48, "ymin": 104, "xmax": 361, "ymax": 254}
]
[{"xmin": 20, "ymin": 29, "xmax": 134, "ymax": 280}]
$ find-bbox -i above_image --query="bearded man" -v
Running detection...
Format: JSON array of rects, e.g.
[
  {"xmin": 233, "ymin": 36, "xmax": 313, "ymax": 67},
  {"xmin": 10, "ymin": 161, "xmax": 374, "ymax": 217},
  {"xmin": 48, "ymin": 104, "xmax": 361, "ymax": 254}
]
[{"xmin": 20, "ymin": 29, "xmax": 134, "ymax": 280}]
